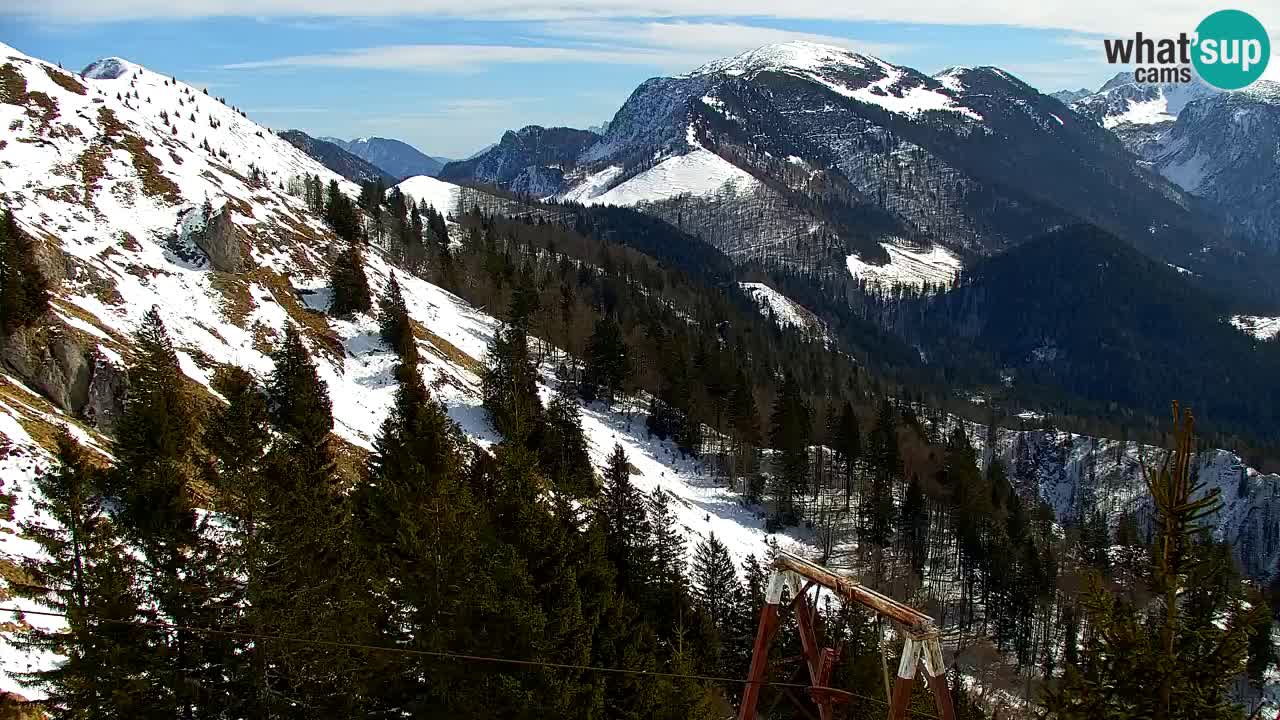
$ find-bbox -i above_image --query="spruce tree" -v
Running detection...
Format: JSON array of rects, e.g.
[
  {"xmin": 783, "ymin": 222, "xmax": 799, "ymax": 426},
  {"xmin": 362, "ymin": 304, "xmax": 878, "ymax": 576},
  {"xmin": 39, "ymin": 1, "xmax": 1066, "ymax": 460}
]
[
  {"xmin": 9, "ymin": 433, "xmax": 155, "ymax": 716},
  {"xmin": 1044, "ymin": 405, "xmax": 1259, "ymax": 719},
  {"xmin": 378, "ymin": 273, "xmax": 416, "ymax": 362},
  {"xmin": 598, "ymin": 444, "xmax": 653, "ymax": 596},
  {"xmin": 690, "ymin": 532, "xmax": 740, "ymax": 653},
  {"xmin": 768, "ymin": 372, "xmax": 811, "ymax": 526},
  {"xmin": 900, "ymin": 473, "xmax": 929, "ymax": 575},
  {"xmin": 539, "ymin": 379, "xmax": 595, "ymax": 497},
  {"xmin": 832, "ymin": 400, "xmax": 861, "ymax": 503},
  {"xmin": 482, "ymin": 322, "xmax": 544, "ymax": 444},
  {"xmin": 266, "ymin": 324, "xmax": 335, "ymax": 480},
  {"xmin": 581, "ymin": 316, "xmax": 631, "ymax": 405},
  {"xmin": 862, "ymin": 398, "xmax": 898, "ymax": 555},
  {"xmin": 329, "ymin": 241, "xmax": 372, "ymax": 316},
  {"xmin": 261, "ymin": 324, "xmax": 360, "ymax": 714},
  {"xmin": 203, "ymin": 367, "xmax": 274, "ymax": 714},
  {"xmin": 0, "ymin": 208, "xmax": 51, "ymax": 334},
  {"xmin": 106, "ymin": 306, "xmax": 219, "ymax": 719}
]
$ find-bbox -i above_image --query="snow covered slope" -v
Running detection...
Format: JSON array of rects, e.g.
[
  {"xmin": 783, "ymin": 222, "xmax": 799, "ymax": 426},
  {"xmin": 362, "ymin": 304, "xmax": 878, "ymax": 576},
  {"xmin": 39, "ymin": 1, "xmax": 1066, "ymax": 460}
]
[
  {"xmin": 569, "ymin": 148, "xmax": 758, "ymax": 207},
  {"xmin": 394, "ymin": 174, "xmax": 462, "ymax": 214},
  {"xmin": 738, "ymin": 282, "xmax": 828, "ymax": 340},
  {"xmin": 1070, "ymin": 72, "xmax": 1220, "ymax": 128},
  {"xmin": 0, "ymin": 43, "xmax": 815, "ymax": 696},
  {"xmin": 846, "ymin": 242, "xmax": 961, "ymax": 290},
  {"xmin": 1230, "ymin": 315, "xmax": 1280, "ymax": 341}
]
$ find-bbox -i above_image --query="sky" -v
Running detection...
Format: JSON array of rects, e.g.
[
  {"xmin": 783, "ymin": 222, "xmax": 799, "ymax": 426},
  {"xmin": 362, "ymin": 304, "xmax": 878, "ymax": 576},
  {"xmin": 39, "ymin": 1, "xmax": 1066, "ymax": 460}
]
[{"xmin": 2, "ymin": 1, "xmax": 1278, "ymax": 158}]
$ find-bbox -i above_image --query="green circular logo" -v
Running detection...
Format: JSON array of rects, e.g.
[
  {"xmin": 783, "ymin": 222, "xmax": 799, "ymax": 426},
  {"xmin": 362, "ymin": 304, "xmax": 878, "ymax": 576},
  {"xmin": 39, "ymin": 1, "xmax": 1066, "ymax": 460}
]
[{"xmin": 1192, "ymin": 9, "xmax": 1270, "ymax": 90}]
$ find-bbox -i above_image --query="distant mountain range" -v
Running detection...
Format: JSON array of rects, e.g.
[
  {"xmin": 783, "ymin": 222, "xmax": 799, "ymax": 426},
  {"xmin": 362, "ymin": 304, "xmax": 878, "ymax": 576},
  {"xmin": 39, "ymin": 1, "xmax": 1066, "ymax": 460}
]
[
  {"xmin": 279, "ymin": 130, "xmax": 395, "ymax": 184},
  {"xmin": 1062, "ymin": 72, "xmax": 1280, "ymax": 254},
  {"xmin": 443, "ymin": 41, "xmax": 1280, "ymax": 308},
  {"xmin": 319, "ymin": 136, "xmax": 447, "ymax": 179}
]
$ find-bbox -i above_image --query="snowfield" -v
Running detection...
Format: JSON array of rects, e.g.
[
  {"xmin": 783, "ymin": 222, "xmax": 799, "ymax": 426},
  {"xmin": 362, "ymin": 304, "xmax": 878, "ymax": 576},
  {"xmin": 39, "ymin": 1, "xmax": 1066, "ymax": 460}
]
[
  {"xmin": 845, "ymin": 242, "xmax": 962, "ymax": 290},
  {"xmin": 738, "ymin": 282, "xmax": 828, "ymax": 341},
  {"xmin": 1230, "ymin": 314, "xmax": 1280, "ymax": 341},
  {"xmin": 562, "ymin": 148, "xmax": 758, "ymax": 207}
]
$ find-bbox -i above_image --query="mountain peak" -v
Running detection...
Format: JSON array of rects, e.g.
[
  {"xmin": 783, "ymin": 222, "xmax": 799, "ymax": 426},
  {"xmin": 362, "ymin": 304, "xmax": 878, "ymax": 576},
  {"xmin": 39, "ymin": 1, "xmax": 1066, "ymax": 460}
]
[
  {"xmin": 81, "ymin": 56, "xmax": 140, "ymax": 80},
  {"xmin": 690, "ymin": 41, "xmax": 877, "ymax": 77},
  {"xmin": 1099, "ymin": 71, "xmax": 1136, "ymax": 92}
]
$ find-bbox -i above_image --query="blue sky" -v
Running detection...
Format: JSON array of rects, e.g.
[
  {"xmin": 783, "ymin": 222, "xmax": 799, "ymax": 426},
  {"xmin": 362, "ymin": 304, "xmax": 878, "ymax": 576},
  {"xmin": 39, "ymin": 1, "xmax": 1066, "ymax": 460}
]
[{"xmin": 3, "ymin": 2, "xmax": 1278, "ymax": 157}]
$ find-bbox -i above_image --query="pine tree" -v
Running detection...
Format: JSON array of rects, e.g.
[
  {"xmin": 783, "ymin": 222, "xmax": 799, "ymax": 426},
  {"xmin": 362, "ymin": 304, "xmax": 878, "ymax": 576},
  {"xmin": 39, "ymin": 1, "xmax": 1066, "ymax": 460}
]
[
  {"xmin": 539, "ymin": 379, "xmax": 595, "ymax": 497},
  {"xmin": 329, "ymin": 241, "xmax": 372, "ymax": 316},
  {"xmin": 1044, "ymin": 405, "xmax": 1259, "ymax": 719},
  {"xmin": 203, "ymin": 367, "xmax": 275, "ymax": 714},
  {"xmin": 9, "ymin": 433, "xmax": 155, "ymax": 716},
  {"xmin": 482, "ymin": 322, "xmax": 544, "ymax": 444},
  {"xmin": 690, "ymin": 532, "xmax": 740, "ymax": 652},
  {"xmin": 105, "ymin": 306, "xmax": 219, "ymax": 718},
  {"xmin": 0, "ymin": 208, "xmax": 51, "ymax": 334},
  {"xmin": 768, "ymin": 372, "xmax": 811, "ymax": 526},
  {"xmin": 598, "ymin": 444, "xmax": 652, "ymax": 596},
  {"xmin": 581, "ymin": 316, "xmax": 631, "ymax": 405}
]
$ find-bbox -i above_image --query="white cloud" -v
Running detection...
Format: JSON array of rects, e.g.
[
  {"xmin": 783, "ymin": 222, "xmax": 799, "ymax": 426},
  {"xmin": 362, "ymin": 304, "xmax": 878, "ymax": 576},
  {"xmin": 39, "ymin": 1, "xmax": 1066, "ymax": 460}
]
[
  {"xmin": 11, "ymin": 0, "xmax": 1277, "ymax": 39},
  {"xmin": 538, "ymin": 20, "xmax": 908, "ymax": 59},
  {"xmin": 221, "ymin": 20, "xmax": 910, "ymax": 73},
  {"xmin": 222, "ymin": 43, "xmax": 695, "ymax": 72}
]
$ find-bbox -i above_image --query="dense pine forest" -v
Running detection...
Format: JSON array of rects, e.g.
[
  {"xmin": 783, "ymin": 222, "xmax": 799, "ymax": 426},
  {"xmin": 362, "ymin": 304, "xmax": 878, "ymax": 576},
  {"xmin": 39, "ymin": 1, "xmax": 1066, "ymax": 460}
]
[{"xmin": 2, "ymin": 174, "xmax": 1275, "ymax": 719}]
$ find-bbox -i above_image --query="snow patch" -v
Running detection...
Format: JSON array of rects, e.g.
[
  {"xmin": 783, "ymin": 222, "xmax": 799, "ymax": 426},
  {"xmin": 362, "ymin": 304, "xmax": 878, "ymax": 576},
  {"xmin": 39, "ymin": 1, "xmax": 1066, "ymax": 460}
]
[{"xmin": 846, "ymin": 242, "xmax": 961, "ymax": 290}]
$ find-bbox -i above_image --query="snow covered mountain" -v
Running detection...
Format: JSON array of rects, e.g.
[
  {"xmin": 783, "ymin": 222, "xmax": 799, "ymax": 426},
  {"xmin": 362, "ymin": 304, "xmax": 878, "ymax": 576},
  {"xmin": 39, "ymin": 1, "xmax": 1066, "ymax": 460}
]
[
  {"xmin": 1069, "ymin": 71, "xmax": 1221, "ymax": 128},
  {"xmin": 0, "ymin": 42, "xmax": 818, "ymax": 692},
  {"xmin": 1064, "ymin": 73, "xmax": 1280, "ymax": 253},
  {"xmin": 1129, "ymin": 83, "xmax": 1280, "ymax": 252},
  {"xmin": 447, "ymin": 41, "xmax": 1240, "ymax": 298},
  {"xmin": 1, "ymin": 41, "xmax": 1278, "ymax": 708},
  {"xmin": 322, "ymin": 136, "xmax": 445, "ymax": 179}
]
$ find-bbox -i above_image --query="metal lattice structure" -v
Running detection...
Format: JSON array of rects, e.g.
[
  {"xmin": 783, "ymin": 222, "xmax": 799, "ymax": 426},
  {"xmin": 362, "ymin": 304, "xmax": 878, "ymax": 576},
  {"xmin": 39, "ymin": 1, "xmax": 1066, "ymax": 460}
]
[{"xmin": 737, "ymin": 551, "xmax": 956, "ymax": 720}]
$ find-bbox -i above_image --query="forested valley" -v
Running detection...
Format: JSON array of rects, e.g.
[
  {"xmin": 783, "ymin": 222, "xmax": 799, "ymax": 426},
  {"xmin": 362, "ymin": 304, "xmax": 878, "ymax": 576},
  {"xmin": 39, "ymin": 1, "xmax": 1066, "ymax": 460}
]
[{"xmin": 3, "ymin": 174, "xmax": 1276, "ymax": 720}]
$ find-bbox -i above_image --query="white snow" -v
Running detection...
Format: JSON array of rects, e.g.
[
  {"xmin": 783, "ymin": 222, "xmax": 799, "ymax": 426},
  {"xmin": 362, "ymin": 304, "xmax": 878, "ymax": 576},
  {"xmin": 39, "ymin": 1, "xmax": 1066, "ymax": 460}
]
[
  {"xmin": 1229, "ymin": 315, "xmax": 1280, "ymax": 341},
  {"xmin": 558, "ymin": 165, "xmax": 623, "ymax": 204},
  {"xmin": 1103, "ymin": 97, "xmax": 1176, "ymax": 127},
  {"xmin": 565, "ymin": 149, "xmax": 758, "ymax": 207},
  {"xmin": 827, "ymin": 67, "xmax": 983, "ymax": 122},
  {"xmin": 738, "ymin": 282, "xmax": 828, "ymax": 341},
  {"xmin": 846, "ymin": 242, "xmax": 962, "ymax": 290},
  {"xmin": 394, "ymin": 175, "xmax": 462, "ymax": 214}
]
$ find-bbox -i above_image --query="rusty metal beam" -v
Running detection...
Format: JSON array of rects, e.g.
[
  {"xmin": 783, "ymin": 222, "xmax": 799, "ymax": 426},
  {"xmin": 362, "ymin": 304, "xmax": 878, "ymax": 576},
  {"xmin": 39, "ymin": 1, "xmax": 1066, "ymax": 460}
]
[
  {"xmin": 773, "ymin": 551, "xmax": 934, "ymax": 634},
  {"xmin": 737, "ymin": 602, "xmax": 781, "ymax": 720}
]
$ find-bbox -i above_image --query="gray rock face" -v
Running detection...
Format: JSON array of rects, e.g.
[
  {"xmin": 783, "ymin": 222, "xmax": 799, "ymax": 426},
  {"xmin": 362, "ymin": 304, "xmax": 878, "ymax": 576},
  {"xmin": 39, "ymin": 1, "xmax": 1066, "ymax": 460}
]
[
  {"xmin": 182, "ymin": 204, "xmax": 246, "ymax": 272},
  {"xmin": 0, "ymin": 319, "xmax": 129, "ymax": 436},
  {"xmin": 83, "ymin": 352, "xmax": 127, "ymax": 434},
  {"xmin": 0, "ymin": 325, "xmax": 90, "ymax": 413}
]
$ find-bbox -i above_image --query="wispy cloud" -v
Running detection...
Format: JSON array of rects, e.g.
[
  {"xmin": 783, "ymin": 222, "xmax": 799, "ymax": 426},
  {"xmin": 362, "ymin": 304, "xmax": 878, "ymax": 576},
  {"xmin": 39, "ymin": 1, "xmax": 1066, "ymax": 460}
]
[
  {"xmin": 221, "ymin": 20, "xmax": 912, "ymax": 74},
  {"xmin": 15, "ymin": 0, "xmax": 1274, "ymax": 38},
  {"xmin": 538, "ymin": 20, "xmax": 909, "ymax": 59},
  {"xmin": 222, "ymin": 43, "xmax": 687, "ymax": 72}
]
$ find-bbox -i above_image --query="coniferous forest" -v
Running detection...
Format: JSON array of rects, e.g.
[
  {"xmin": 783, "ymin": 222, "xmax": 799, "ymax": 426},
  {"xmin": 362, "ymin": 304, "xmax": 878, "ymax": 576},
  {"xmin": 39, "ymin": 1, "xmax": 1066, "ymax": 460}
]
[{"xmin": 2, "ymin": 175, "xmax": 1275, "ymax": 720}]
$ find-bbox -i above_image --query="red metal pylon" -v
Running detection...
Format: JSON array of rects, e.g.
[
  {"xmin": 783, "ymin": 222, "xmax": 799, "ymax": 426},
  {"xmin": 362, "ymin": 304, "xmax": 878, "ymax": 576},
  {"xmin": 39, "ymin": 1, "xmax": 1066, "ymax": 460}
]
[{"xmin": 736, "ymin": 551, "xmax": 957, "ymax": 720}]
